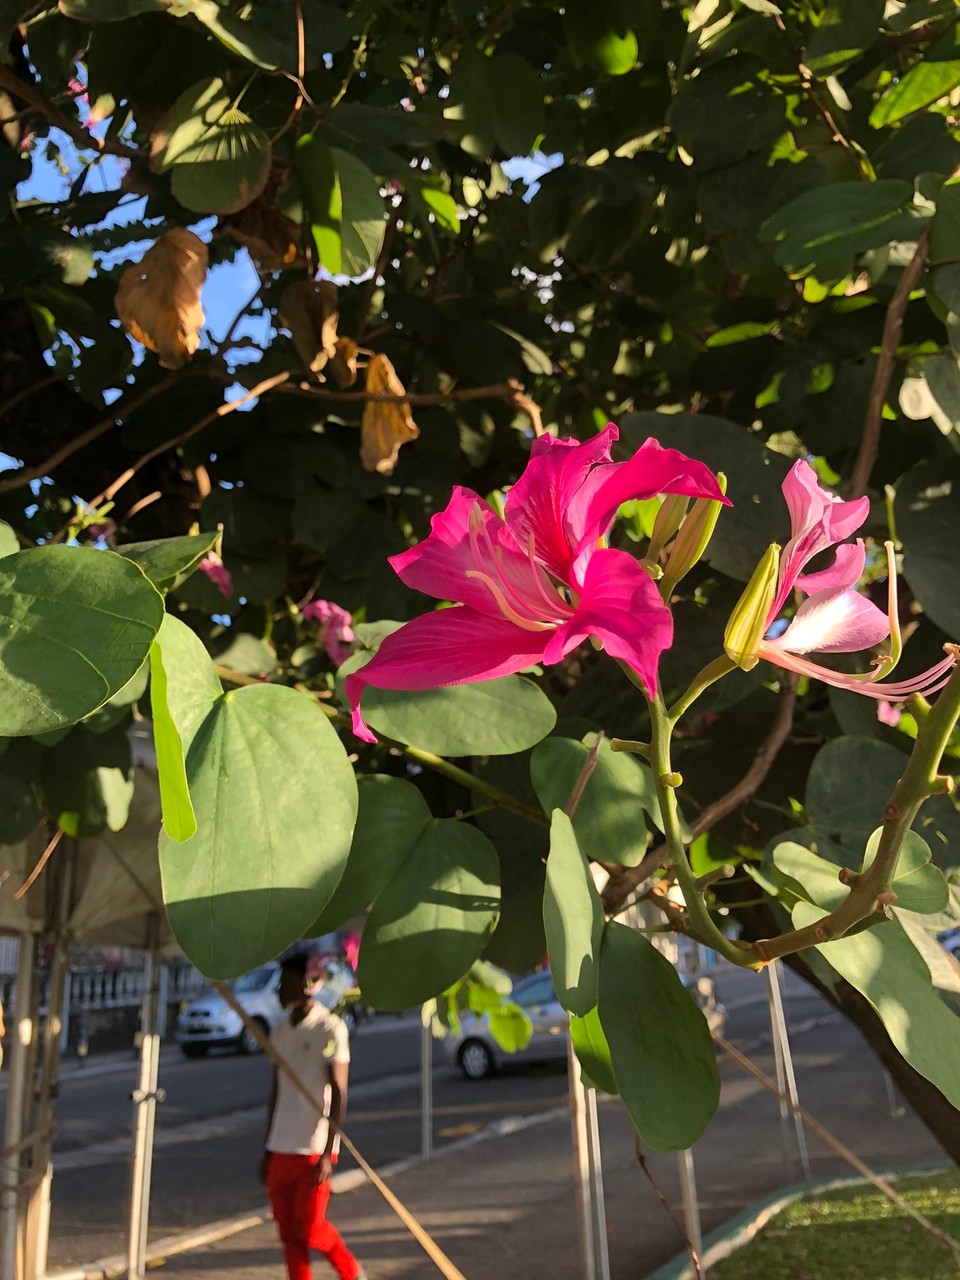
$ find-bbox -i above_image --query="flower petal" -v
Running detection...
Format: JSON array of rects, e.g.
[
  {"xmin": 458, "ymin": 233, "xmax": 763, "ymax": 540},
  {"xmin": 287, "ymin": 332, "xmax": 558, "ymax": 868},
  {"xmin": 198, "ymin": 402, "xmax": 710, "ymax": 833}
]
[
  {"xmin": 568, "ymin": 437, "xmax": 731, "ymax": 582},
  {"xmin": 757, "ymin": 643, "xmax": 957, "ymax": 702},
  {"xmin": 504, "ymin": 425, "xmax": 618, "ymax": 581},
  {"xmin": 542, "ymin": 549, "xmax": 673, "ymax": 698},
  {"xmin": 344, "ymin": 606, "xmax": 550, "ymax": 742},
  {"xmin": 794, "ymin": 539, "xmax": 866, "ymax": 597},
  {"xmin": 771, "ymin": 586, "xmax": 890, "ymax": 655},
  {"xmin": 389, "ymin": 487, "xmax": 513, "ymax": 614}
]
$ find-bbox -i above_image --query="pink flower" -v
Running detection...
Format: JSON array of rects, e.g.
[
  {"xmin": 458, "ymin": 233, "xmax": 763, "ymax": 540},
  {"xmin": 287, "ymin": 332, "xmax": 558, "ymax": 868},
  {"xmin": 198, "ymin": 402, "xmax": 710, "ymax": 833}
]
[
  {"xmin": 302, "ymin": 598, "xmax": 356, "ymax": 664},
  {"xmin": 87, "ymin": 520, "xmax": 117, "ymax": 546},
  {"xmin": 877, "ymin": 701, "xmax": 901, "ymax": 727},
  {"xmin": 733, "ymin": 460, "xmax": 957, "ymax": 700},
  {"xmin": 199, "ymin": 551, "xmax": 233, "ymax": 599},
  {"xmin": 345, "ymin": 425, "xmax": 730, "ymax": 742}
]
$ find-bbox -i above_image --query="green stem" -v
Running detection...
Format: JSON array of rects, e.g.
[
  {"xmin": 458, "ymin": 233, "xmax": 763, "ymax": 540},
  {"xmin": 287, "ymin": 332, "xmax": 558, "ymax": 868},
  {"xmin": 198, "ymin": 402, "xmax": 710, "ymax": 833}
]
[
  {"xmin": 755, "ymin": 656, "xmax": 960, "ymax": 963},
  {"xmin": 668, "ymin": 655, "xmax": 737, "ymax": 723},
  {"xmin": 402, "ymin": 746, "xmax": 548, "ymax": 826},
  {"xmin": 649, "ymin": 690, "xmax": 758, "ymax": 967}
]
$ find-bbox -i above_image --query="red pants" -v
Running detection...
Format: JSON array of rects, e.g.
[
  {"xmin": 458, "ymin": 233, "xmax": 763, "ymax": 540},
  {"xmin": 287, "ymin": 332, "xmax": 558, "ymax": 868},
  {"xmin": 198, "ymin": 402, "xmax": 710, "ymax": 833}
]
[{"xmin": 267, "ymin": 1152, "xmax": 360, "ymax": 1280}]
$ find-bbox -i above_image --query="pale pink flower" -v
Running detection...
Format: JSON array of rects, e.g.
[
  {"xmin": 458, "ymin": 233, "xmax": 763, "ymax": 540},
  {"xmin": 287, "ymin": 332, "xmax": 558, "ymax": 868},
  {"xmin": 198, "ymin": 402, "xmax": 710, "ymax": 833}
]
[
  {"xmin": 876, "ymin": 701, "xmax": 901, "ymax": 727},
  {"xmin": 345, "ymin": 425, "xmax": 729, "ymax": 742},
  {"xmin": 754, "ymin": 461, "xmax": 956, "ymax": 700},
  {"xmin": 199, "ymin": 551, "xmax": 233, "ymax": 599},
  {"xmin": 302, "ymin": 599, "xmax": 356, "ymax": 664}
]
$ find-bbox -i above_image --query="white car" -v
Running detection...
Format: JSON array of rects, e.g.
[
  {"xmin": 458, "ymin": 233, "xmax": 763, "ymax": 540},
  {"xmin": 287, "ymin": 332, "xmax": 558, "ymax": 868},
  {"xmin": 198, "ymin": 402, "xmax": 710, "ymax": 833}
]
[
  {"xmin": 445, "ymin": 968, "xmax": 726, "ymax": 1080},
  {"xmin": 175, "ymin": 961, "xmax": 359, "ymax": 1057},
  {"xmin": 176, "ymin": 963, "xmax": 285, "ymax": 1057}
]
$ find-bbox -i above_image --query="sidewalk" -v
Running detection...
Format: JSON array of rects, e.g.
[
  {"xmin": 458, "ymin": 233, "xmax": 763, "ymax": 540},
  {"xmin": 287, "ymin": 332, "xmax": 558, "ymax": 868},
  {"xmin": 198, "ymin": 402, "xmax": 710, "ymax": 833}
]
[{"xmin": 93, "ymin": 992, "xmax": 947, "ymax": 1280}]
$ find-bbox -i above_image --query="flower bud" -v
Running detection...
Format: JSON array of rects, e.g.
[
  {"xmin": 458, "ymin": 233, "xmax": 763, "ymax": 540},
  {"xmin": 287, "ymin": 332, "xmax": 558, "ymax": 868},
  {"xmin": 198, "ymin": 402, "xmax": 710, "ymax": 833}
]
[
  {"xmin": 724, "ymin": 543, "xmax": 780, "ymax": 671},
  {"xmin": 647, "ymin": 494, "xmax": 689, "ymax": 563},
  {"xmin": 661, "ymin": 472, "xmax": 728, "ymax": 596}
]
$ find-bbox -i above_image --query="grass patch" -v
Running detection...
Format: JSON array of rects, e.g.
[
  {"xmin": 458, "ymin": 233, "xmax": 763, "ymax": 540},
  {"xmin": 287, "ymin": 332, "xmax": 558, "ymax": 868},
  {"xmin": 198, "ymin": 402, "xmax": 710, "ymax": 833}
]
[{"xmin": 709, "ymin": 1171, "xmax": 960, "ymax": 1280}]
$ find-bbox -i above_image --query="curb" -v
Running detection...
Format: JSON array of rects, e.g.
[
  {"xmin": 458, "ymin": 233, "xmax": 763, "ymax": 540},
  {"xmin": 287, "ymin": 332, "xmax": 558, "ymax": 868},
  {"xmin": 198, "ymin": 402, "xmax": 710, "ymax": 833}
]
[
  {"xmin": 644, "ymin": 1161, "xmax": 950, "ymax": 1280},
  {"xmin": 47, "ymin": 1104, "xmax": 568, "ymax": 1279}
]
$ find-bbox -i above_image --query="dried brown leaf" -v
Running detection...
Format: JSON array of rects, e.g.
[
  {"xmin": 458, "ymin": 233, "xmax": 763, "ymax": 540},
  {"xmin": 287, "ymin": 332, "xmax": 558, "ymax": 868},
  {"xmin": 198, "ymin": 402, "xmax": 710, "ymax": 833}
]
[
  {"xmin": 223, "ymin": 162, "xmax": 303, "ymax": 271},
  {"xmin": 360, "ymin": 353, "xmax": 420, "ymax": 474},
  {"xmin": 330, "ymin": 337, "xmax": 359, "ymax": 389},
  {"xmin": 279, "ymin": 279, "xmax": 339, "ymax": 376},
  {"xmin": 114, "ymin": 228, "xmax": 208, "ymax": 369}
]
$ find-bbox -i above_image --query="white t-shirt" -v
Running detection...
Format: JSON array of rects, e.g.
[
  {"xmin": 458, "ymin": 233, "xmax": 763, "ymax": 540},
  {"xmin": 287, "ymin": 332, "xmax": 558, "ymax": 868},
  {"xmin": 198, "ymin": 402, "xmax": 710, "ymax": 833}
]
[{"xmin": 267, "ymin": 1002, "xmax": 351, "ymax": 1155}]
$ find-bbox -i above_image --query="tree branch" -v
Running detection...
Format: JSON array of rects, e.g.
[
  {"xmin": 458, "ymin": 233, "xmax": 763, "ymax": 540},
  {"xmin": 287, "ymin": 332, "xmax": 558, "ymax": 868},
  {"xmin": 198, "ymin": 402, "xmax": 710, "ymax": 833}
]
[
  {"xmin": 602, "ymin": 674, "xmax": 799, "ymax": 913},
  {"xmin": 849, "ymin": 221, "xmax": 932, "ymax": 499},
  {"xmin": 0, "ymin": 64, "xmax": 139, "ymax": 159},
  {"xmin": 71, "ymin": 372, "xmax": 291, "ymax": 524},
  {"xmin": 275, "ymin": 374, "xmax": 542, "ymax": 416},
  {"xmin": 0, "ymin": 372, "xmax": 182, "ymax": 494}
]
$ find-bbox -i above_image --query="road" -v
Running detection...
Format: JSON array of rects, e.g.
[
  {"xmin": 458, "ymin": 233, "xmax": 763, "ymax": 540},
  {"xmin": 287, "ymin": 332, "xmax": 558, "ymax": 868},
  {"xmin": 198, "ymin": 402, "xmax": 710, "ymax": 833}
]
[{"xmin": 1, "ymin": 966, "xmax": 847, "ymax": 1272}]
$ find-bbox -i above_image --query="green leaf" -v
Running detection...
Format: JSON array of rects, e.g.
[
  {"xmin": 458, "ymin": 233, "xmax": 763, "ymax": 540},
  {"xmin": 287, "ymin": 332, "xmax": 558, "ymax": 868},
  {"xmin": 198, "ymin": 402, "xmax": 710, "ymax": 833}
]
[
  {"xmin": 897, "ymin": 457, "xmax": 960, "ymax": 636},
  {"xmin": 0, "ymin": 743, "xmax": 41, "ymax": 844},
  {"xmin": 870, "ymin": 22, "xmax": 960, "ymax": 127},
  {"xmin": 40, "ymin": 724, "xmax": 133, "ymax": 837},
  {"xmin": 160, "ymin": 683, "xmax": 357, "ymax": 979},
  {"xmin": 295, "ymin": 131, "xmax": 341, "ymax": 273},
  {"xmin": 805, "ymin": 736, "xmax": 960, "ymax": 864},
  {"xmin": 570, "ymin": 1006, "xmax": 618, "ymax": 1094},
  {"xmin": 0, "ymin": 547, "xmax": 164, "ymax": 737},
  {"xmin": 419, "ymin": 186, "xmax": 460, "ymax": 235},
  {"xmin": 194, "ymin": 0, "xmax": 350, "ymax": 72},
  {"xmin": 772, "ymin": 840, "xmax": 848, "ymax": 911},
  {"xmin": 331, "ymin": 147, "xmax": 385, "ymax": 277},
  {"xmin": 488, "ymin": 1001, "xmax": 534, "ymax": 1053},
  {"xmin": 598, "ymin": 922, "xmax": 720, "ymax": 1149},
  {"xmin": 543, "ymin": 810, "xmax": 604, "ymax": 1016},
  {"xmin": 0, "ymin": 523, "xmax": 17, "ymax": 558},
  {"xmin": 118, "ymin": 532, "xmax": 218, "ymax": 591},
  {"xmin": 152, "ymin": 77, "xmax": 272, "ymax": 215},
  {"xmin": 794, "ymin": 900, "xmax": 960, "ymax": 1109},
  {"xmin": 356, "ymin": 672, "xmax": 557, "ymax": 757},
  {"xmin": 759, "ymin": 180, "xmax": 924, "ymax": 274},
  {"xmin": 487, "ymin": 54, "xmax": 545, "ymax": 155},
  {"xmin": 621, "ymin": 411, "xmax": 791, "ymax": 582},
  {"xmin": 930, "ymin": 178, "xmax": 960, "ymax": 262},
  {"xmin": 308, "ymin": 775, "xmax": 431, "ymax": 935},
  {"xmin": 58, "ymin": 0, "xmax": 167, "ymax": 17},
  {"xmin": 531, "ymin": 734, "xmax": 659, "ymax": 866},
  {"xmin": 804, "ymin": 1, "xmax": 885, "ymax": 78},
  {"xmin": 357, "ymin": 819, "xmax": 500, "ymax": 1009},
  {"xmin": 564, "ymin": 4, "xmax": 638, "ymax": 76},
  {"xmin": 213, "ymin": 632, "xmax": 276, "ymax": 677},
  {"xmin": 150, "ymin": 613, "xmax": 222, "ymax": 755},
  {"xmin": 861, "ymin": 828, "xmax": 949, "ymax": 915},
  {"xmin": 149, "ymin": 621, "xmax": 197, "ymax": 845}
]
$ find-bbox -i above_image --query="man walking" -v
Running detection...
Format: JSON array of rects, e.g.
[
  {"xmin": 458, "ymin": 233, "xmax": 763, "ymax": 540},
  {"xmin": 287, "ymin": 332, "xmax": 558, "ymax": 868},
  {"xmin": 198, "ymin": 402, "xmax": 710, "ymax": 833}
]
[{"xmin": 260, "ymin": 952, "xmax": 367, "ymax": 1280}]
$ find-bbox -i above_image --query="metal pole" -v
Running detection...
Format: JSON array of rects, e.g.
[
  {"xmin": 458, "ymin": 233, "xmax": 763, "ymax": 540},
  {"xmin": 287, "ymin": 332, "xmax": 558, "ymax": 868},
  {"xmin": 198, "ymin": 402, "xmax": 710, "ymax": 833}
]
[
  {"xmin": 883, "ymin": 1070, "xmax": 905, "ymax": 1119},
  {"xmin": 583, "ymin": 1078, "xmax": 610, "ymax": 1280},
  {"xmin": 420, "ymin": 1007, "xmax": 433, "ymax": 1163},
  {"xmin": 568, "ymin": 1034, "xmax": 597, "ymax": 1280},
  {"xmin": 766, "ymin": 960, "xmax": 811, "ymax": 1182},
  {"xmin": 1, "ymin": 933, "xmax": 37, "ymax": 1280},
  {"xmin": 678, "ymin": 1149, "xmax": 704, "ymax": 1278},
  {"xmin": 127, "ymin": 914, "xmax": 164, "ymax": 1280},
  {"xmin": 23, "ymin": 840, "xmax": 75, "ymax": 1280}
]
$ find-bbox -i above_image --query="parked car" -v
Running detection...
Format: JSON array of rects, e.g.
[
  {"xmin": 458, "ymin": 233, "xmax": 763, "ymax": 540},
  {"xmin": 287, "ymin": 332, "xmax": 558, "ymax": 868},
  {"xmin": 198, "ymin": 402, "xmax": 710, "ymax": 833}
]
[
  {"xmin": 939, "ymin": 928, "xmax": 960, "ymax": 962},
  {"xmin": 175, "ymin": 959, "xmax": 361, "ymax": 1057},
  {"xmin": 176, "ymin": 962, "xmax": 284, "ymax": 1057},
  {"xmin": 446, "ymin": 967, "xmax": 726, "ymax": 1080}
]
